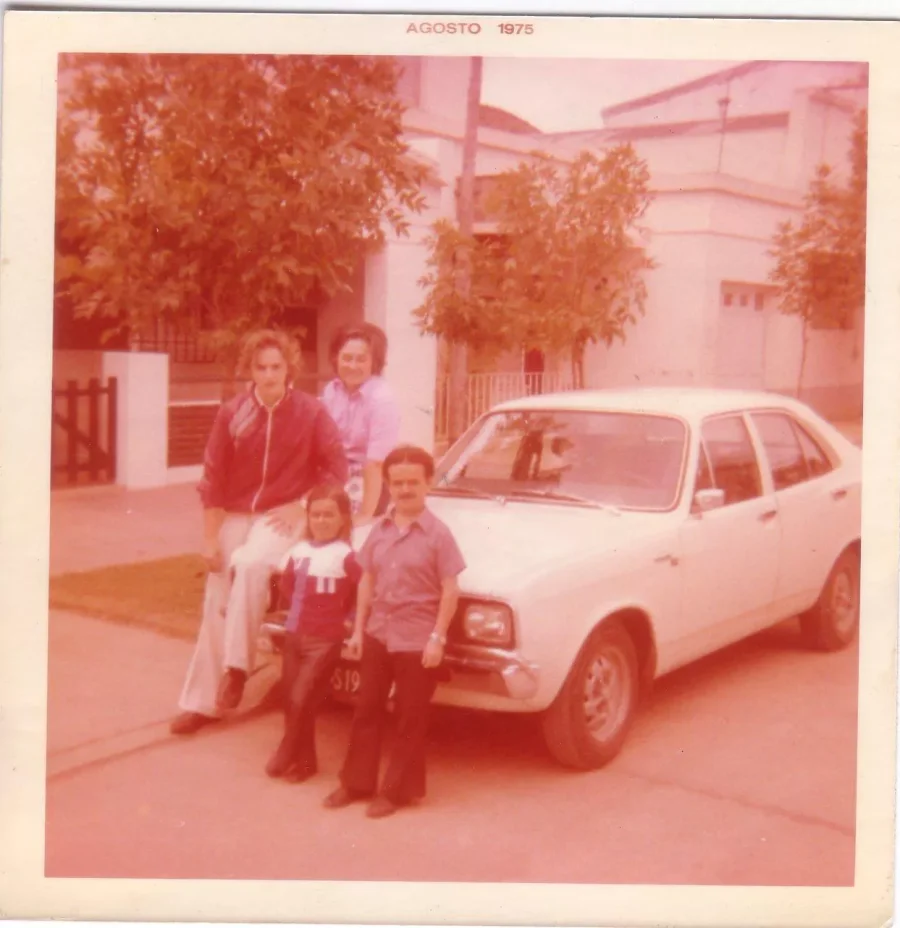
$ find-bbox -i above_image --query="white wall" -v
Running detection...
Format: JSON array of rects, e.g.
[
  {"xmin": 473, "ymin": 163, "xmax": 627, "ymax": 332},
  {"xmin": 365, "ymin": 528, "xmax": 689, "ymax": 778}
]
[
  {"xmin": 365, "ymin": 233, "xmax": 439, "ymax": 453},
  {"xmin": 764, "ymin": 313, "xmax": 863, "ymax": 399},
  {"xmin": 621, "ymin": 126, "xmax": 787, "ymax": 188},
  {"xmin": 583, "ymin": 230, "xmax": 709, "ymax": 389},
  {"xmin": 603, "ymin": 62, "xmax": 865, "ymax": 131},
  {"xmin": 101, "ymin": 351, "xmax": 169, "ymax": 489},
  {"xmin": 418, "ymin": 58, "xmax": 472, "ymax": 138}
]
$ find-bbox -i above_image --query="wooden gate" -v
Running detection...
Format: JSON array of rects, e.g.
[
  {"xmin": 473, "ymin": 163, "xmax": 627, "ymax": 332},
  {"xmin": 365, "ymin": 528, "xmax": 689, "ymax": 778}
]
[{"xmin": 51, "ymin": 378, "xmax": 118, "ymax": 487}]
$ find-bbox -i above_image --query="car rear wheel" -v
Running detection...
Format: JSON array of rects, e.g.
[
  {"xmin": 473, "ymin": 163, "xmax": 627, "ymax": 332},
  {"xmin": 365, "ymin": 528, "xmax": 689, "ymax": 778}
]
[
  {"xmin": 799, "ymin": 548, "xmax": 860, "ymax": 651},
  {"xmin": 541, "ymin": 620, "xmax": 640, "ymax": 770}
]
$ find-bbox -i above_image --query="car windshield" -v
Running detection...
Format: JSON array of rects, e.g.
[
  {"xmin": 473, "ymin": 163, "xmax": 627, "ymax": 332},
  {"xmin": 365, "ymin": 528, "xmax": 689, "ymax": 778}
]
[{"xmin": 434, "ymin": 409, "xmax": 687, "ymax": 511}]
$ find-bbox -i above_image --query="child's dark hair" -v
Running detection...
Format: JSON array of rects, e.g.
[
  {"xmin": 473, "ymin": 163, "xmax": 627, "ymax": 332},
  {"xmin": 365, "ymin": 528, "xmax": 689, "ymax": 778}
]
[
  {"xmin": 328, "ymin": 323, "xmax": 388, "ymax": 376},
  {"xmin": 305, "ymin": 484, "xmax": 353, "ymax": 542},
  {"xmin": 382, "ymin": 444, "xmax": 435, "ymax": 482}
]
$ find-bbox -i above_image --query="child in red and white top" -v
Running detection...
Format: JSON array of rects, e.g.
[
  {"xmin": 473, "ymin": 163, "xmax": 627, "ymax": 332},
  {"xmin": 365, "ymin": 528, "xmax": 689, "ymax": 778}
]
[{"xmin": 265, "ymin": 484, "xmax": 361, "ymax": 782}]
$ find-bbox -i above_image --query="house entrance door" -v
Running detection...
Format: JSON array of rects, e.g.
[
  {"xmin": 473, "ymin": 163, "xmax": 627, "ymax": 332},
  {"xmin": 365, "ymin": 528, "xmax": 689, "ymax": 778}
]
[{"xmin": 716, "ymin": 298, "xmax": 767, "ymax": 390}]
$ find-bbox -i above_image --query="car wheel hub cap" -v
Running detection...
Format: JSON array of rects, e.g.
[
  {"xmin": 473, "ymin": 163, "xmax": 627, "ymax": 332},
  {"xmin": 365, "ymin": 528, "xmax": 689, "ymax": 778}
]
[
  {"xmin": 831, "ymin": 571, "xmax": 857, "ymax": 635},
  {"xmin": 583, "ymin": 651, "xmax": 628, "ymax": 741}
]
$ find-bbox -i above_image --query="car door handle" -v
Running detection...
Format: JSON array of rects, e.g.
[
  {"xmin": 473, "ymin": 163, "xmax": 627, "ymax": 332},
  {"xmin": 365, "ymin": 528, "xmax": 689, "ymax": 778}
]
[
  {"xmin": 654, "ymin": 554, "xmax": 679, "ymax": 566},
  {"xmin": 831, "ymin": 487, "xmax": 849, "ymax": 501},
  {"xmin": 758, "ymin": 509, "xmax": 778, "ymax": 523}
]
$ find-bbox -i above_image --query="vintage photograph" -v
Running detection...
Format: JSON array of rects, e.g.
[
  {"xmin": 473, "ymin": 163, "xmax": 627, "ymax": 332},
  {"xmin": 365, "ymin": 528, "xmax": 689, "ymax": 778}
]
[
  {"xmin": 44, "ymin": 49, "xmax": 866, "ymax": 884},
  {"xmin": 1, "ymin": 10, "xmax": 898, "ymax": 927}
]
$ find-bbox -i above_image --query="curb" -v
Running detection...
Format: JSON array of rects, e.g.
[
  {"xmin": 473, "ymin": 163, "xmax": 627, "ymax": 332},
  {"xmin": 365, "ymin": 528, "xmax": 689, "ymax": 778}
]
[{"xmin": 47, "ymin": 661, "xmax": 283, "ymax": 780}]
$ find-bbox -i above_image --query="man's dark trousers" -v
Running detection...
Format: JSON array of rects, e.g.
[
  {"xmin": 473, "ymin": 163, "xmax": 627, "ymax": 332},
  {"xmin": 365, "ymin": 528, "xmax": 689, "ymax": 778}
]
[{"xmin": 340, "ymin": 634, "xmax": 440, "ymax": 804}]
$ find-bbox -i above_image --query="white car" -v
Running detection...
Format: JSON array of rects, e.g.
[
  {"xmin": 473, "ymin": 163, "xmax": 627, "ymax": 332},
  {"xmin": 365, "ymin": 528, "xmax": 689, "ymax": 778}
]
[{"xmin": 332, "ymin": 387, "xmax": 862, "ymax": 769}]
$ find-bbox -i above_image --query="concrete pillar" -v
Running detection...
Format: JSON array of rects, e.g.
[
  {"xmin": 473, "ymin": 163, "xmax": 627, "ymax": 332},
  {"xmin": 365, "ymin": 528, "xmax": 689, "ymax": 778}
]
[
  {"xmin": 101, "ymin": 351, "xmax": 169, "ymax": 489},
  {"xmin": 365, "ymin": 236, "xmax": 439, "ymax": 453}
]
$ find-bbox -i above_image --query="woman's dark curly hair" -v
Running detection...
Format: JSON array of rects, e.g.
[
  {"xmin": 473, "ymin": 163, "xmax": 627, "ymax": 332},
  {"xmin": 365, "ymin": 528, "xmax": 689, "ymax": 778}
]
[{"xmin": 328, "ymin": 322, "xmax": 388, "ymax": 376}]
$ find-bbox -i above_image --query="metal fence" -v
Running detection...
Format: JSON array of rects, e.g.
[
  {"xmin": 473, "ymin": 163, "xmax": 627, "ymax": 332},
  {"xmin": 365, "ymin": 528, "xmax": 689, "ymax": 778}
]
[
  {"xmin": 435, "ymin": 371, "xmax": 578, "ymax": 446},
  {"xmin": 131, "ymin": 332, "xmax": 218, "ymax": 363}
]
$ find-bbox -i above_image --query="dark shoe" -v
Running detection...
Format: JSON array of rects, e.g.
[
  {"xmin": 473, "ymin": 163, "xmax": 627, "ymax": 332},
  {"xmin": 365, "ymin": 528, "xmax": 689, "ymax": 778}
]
[
  {"xmin": 323, "ymin": 786, "xmax": 366, "ymax": 809},
  {"xmin": 365, "ymin": 796, "xmax": 399, "ymax": 819},
  {"xmin": 265, "ymin": 747, "xmax": 294, "ymax": 779},
  {"xmin": 216, "ymin": 667, "xmax": 247, "ymax": 711},
  {"xmin": 169, "ymin": 712, "xmax": 217, "ymax": 736},
  {"xmin": 285, "ymin": 766, "xmax": 315, "ymax": 784}
]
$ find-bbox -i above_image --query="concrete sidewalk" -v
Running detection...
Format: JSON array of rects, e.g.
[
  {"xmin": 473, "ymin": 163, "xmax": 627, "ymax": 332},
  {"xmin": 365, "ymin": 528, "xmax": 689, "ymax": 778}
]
[
  {"xmin": 50, "ymin": 481, "xmax": 202, "ymax": 575},
  {"xmin": 47, "ymin": 609, "xmax": 280, "ymax": 779}
]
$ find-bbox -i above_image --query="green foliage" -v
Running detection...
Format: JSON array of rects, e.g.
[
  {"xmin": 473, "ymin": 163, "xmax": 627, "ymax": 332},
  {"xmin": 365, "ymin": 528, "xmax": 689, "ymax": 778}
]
[
  {"xmin": 414, "ymin": 146, "xmax": 655, "ymax": 385},
  {"xmin": 55, "ymin": 54, "xmax": 432, "ymax": 354},
  {"xmin": 769, "ymin": 109, "xmax": 867, "ymax": 331}
]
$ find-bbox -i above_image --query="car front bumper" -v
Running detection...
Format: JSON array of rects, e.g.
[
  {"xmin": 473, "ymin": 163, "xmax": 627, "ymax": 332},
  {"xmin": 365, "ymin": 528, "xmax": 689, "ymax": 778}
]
[
  {"xmin": 441, "ymin": 645, "xmax": 541, "ymax": 700},
  {"xmin": 261, "ymin": 621, "xmax": 540, "ymax": 702}
]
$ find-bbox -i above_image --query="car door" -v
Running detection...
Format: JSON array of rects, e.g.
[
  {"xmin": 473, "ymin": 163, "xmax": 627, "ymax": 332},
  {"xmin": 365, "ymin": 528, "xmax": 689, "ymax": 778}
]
[
  {"xmin": 748, "ymin": 410, "xmax": 854, "ymax": 618},
  {"xmin": 673, "ymin": 413, "xmax": 781, "ymax": 668}
]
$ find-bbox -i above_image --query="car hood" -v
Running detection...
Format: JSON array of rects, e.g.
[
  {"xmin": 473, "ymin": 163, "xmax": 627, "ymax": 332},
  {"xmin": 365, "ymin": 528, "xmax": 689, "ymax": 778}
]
[{"xmin": 353, "ymin": 495, "xmax": 673, "ymax": 600}]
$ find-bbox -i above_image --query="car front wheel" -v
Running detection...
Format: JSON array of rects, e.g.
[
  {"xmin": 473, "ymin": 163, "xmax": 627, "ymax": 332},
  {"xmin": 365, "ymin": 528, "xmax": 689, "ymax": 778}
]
[
  {"xmin": 799, "ymin": 548, "xmax": 860, "ymax": 651},
  {"xmin": 541, "ymin": 620, "xmax": 639, "ymax": 770}
]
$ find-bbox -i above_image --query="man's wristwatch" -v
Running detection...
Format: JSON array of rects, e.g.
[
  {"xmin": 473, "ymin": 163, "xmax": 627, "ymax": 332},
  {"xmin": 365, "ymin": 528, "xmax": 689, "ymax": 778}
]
[{"xmin": 429, "ymin": 631, "xmax": 447, "ymax": 646}]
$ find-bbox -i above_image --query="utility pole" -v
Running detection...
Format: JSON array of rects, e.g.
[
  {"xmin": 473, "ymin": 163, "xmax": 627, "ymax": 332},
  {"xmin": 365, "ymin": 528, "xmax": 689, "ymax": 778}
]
[
  {"xmin": 716, "ymin": 89, "xmax": 731, "ymax": 174},
  {"xmin": 447, "ymin": 56, "xmax": 483, "ymax": 443}
]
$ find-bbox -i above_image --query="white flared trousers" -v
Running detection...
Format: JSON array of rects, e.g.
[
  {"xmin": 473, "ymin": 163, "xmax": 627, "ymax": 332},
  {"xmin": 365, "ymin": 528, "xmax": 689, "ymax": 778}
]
[{"xmin": 177, "ymin": 513, "xmax": 298, "ymax": 718}]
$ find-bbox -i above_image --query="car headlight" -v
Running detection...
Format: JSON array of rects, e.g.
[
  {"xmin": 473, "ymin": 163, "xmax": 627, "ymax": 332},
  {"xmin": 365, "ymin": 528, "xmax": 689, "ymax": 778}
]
[{"xmin": 461, "ymin": 601, "xmax": 514, "ymax": 647}]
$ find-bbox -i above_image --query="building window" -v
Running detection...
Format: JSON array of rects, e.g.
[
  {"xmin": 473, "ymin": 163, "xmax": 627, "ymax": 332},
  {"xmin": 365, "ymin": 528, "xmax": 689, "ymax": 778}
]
[{"xmin": 721, "ymin": 281, "xmax": 775, "ymax": 313}]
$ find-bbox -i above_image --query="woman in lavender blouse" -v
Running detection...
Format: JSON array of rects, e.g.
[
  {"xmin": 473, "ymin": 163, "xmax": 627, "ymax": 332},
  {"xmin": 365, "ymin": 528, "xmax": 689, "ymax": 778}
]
[{"xmin": 320, "ymin": 323, "xmax": 401, "ymax": 523}]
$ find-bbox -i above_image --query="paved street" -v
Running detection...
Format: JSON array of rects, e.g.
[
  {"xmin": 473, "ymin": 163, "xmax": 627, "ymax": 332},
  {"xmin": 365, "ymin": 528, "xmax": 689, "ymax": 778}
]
[{"xmin": 45, "ymin": 610, "xmax": 857, "ymax": 886}]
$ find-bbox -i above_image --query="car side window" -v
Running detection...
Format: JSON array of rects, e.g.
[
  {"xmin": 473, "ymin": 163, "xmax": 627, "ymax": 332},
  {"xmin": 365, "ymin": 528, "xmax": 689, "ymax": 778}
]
[
  {"xmin": 794, "ymin": 422, "xmax": 834, "ymax": 479},
  {"xmin": 694, "ymin": 443, "xmax": 715, "ymax": 492},
  {"xmin": 751, "ymin": 412, "xmax": 809, "ymax": 491},
  {"xmin": 700, "ymin": 415, "xmax": 763, "ymax": 505}
]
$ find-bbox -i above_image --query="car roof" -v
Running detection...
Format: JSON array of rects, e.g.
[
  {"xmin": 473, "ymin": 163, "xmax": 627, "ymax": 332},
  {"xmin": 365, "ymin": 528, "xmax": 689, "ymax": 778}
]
[{"xmin": 490, "ymin": 386, "xmax": 817, "ymax": 420}]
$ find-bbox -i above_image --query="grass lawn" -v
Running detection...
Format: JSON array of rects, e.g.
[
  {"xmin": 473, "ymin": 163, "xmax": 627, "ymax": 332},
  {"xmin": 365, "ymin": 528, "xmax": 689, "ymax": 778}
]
[{"xmin": 49, "ymin": 555, "xmax": 207, "ymax": 639}]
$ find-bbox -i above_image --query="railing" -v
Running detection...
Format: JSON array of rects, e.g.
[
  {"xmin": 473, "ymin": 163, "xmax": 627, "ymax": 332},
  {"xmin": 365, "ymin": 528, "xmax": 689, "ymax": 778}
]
[
  {"xmin": 131, "ymin": 332, "xmax": 218, "ymax": 363},
  {"xmin": 435, "ymin": 371, "xmax": 578, "ymax": 446}
]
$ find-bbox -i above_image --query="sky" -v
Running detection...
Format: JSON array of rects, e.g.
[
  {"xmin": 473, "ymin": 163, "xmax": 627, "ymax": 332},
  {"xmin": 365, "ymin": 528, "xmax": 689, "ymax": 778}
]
[{"xmin": 480, "ymin": 57, "xmax": 738, "ymax": 132}]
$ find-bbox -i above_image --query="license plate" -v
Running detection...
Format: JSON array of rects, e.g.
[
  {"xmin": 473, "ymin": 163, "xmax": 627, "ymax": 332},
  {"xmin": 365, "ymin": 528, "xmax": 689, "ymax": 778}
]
[{"xmin": 330, "ymin": 662, "xmax": 361, "ymax": 696}]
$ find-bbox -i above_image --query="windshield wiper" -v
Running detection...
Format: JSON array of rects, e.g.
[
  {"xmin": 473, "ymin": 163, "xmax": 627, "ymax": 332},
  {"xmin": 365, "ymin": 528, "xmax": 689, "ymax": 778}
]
[
  {"xmin": 430, "ymin": 484, "xmax": 509, "ymax": 505},
  {"xmin": 507, "ymin": 488, "xmax": 620, "ymax": 513}
]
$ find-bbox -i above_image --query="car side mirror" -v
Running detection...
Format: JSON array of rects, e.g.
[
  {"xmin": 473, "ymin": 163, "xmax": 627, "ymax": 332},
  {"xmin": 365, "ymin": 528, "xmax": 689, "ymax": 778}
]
[{"xmin": 692, "ymin": 488, "xmax": 726, "ymax": 514}]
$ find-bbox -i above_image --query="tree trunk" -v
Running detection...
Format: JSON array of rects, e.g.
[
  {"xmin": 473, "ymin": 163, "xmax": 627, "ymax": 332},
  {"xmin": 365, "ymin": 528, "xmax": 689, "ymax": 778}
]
[
  {"xmin": 447, "ymin": 56, "xmax": 483, "ymax": 443},
  {"xmin": 796, "ymin": 318, "xmax": 809, "ymax": 400},
  {"xmin": 571, "ymin": 338, "xmax": 586, "ymax": 390}
]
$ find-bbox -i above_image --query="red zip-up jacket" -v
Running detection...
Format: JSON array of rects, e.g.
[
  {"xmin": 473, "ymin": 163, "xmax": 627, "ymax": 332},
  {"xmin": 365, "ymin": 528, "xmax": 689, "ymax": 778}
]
[{"xmin": 197, "ymin": 387, "xmax": 348, "ymax": 513}]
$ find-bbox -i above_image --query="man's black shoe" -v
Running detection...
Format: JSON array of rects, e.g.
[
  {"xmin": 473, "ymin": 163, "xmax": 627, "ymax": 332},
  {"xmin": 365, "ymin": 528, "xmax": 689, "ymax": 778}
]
[
  {"xmin": 323, "ymin": 786, "xmax": 366, "ymax": 809},
  {"xmin": 216, "ymin": 667, "xmax": 247, "ymax": 711}
]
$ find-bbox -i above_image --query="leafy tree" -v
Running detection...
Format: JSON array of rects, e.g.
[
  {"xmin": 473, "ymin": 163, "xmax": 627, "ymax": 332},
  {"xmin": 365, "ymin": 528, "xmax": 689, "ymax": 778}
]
[
  {"xmin": 415, "ymin": 146, "xmax": 655, "ymax": 388},
  {"xmin": 55, "ymin": 53, "xmax": 431, "ymax": 362},
  {"xmin": 769, "ymin": 109, "xmax": 867, "ymax": 397}
]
